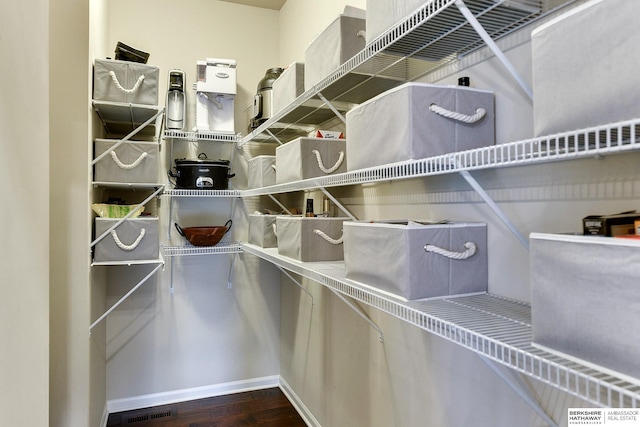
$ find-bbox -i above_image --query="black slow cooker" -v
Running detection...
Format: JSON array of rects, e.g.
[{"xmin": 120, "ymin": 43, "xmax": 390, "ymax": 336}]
[{"xmin": 169, "ymin": 154, "xmax": 234, "ymax": 190}]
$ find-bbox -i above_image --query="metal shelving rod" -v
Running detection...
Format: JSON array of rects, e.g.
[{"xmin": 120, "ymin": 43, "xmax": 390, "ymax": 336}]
[
  {"xmin": 318, "ymin": 187, "xmax": 357, "ymax": 221},
  {"xmin": 316, "ymin": 92, "xmax": 346, "ymax": 124},
  {"xmin": 89, "ymin": 259, "xmax": 164, "ymax": 331},
  {"xmin": 455, "ymin": 0, "xmax": 533, "ymax": 100},
  {"xmin": 329, "ymin": 289, "xmax": 384, "ymax": 343},
  {"xmin": 479, "ymin": 355, "xmax": 559, "ymax": 427},
  {"xmin": 268, "ymin": 194, "xmax": 294, "ymax": 216},
  {"xmin": 277, "ymin": 266, "xmax": 314, "ymax": 304},
  {"xmin": 266, "ymin": 128, "xmax": 284, "ymax": 145},
  {"xmin": 457, "ymin": 168, "xmax": 529, "ymax": 250}
]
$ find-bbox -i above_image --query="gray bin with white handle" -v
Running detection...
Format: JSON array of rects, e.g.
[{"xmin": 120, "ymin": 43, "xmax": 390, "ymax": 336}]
[
  {"xmin": 276, "ymin": 216, "xmax": 348, "ymax": 262},
  {"xmin": 344, "ymin": 221, "xmax": 488, "ymax": 300},
  {"xmin": 93, "ymin": 58, "xmax": 159, "ymax": 105},
  {"xmin": 275, "ymin": 137, "xmax": 346, "ymax": 184},
  {"xmin": 94, "ymin": 217, "xmax": 159, "ymax": 262},
  {"xmin": 345, "ymin": 82, "xmax": 494, "ymax": 171},
  {"xmin": 94, "ymin": 139, "xmax": 159, "ymax": 184},
  {"xmin": 248, "ymin": 155, "xmax": 276, "ymax": 189},
  {"xmin": 248, "ymin": 214, "xmax": 278, "ymax": 248}
]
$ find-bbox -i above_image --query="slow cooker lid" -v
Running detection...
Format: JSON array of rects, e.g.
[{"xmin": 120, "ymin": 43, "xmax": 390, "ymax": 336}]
[{"xmin": 174, "ymin": 158, "xmax": 230, "ymax": 167}]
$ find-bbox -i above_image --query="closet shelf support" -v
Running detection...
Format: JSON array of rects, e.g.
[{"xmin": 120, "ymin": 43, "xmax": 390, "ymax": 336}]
[
  {"xmin": 89, "ymin": 259, "xmax": 164, "ymax": 332},
  {"xmin": 317, "ymin": 92, "xmax": 347, "ymax": 124},
  {"xmin": 268, "ymin": 194, "xmax": 294, "ymax": 216},
  {"xmin": 266, "ymin": 128, "xmax": 284, "ymax": 145},
  {"xmin": 455, "ymin": 0, "xmax": 533, "ymax": 101},
  {"xmin": 479, "ymin": 355, "xmax": 559, "ymax": 427},
  {"xmin": 277, "ymin": 266, "xmax": 314, "ymax": 304},
  {"xmin": 318, "ymin": 187, "xmax": 358, "ymax": 221},
  {"xmin": 457, "ymin": 168, "xmax": 529, "ymax": 250},
  {"xmin": 329, "ymin": 289, "xmax": 384, "ymax": 343}
]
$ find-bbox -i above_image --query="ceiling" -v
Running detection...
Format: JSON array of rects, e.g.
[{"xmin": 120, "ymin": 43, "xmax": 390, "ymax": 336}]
[{"xmin": 217, "ymin": 0, "xmax": 287, "ymax": 10}]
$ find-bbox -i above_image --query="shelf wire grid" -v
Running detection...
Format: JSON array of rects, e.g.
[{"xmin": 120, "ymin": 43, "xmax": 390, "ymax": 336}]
[
  {"xmin": 241, "ymin": 118, "xmax": 640, "ymax": 196},
  {"xmin": 164, "ymin": 130, "xmax": 239, "ymax": 143},
  {"xmin": 161, "ymin": 242, "xmax": 242, "ymax": 257},
  {"xmin": 162, "ymin": 188, "xmax": 242, "ymax": 198},
  {"xmin": 240, "ymin": 244, "xmax": 640, "ymax": 408}
]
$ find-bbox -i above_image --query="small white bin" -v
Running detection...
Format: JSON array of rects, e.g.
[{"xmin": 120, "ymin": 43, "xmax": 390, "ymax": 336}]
[
  {"xmin": 93, "ymin": 58, "xmax": 159, "ymax": 105},
  {"xmin": 94, "ymin": 139, "xmax": 159, "ymax": 184},
  {"xmin": 304, "ymin": 12, "xmax": 366, "ymax": 90},
  {"xmin": 275, "ymin": 137, "xmax": 347, "ymax": 184},
  {"xmin": 344, "ymin": 221, "xmax": 488, "ymax": 300},
  {"xmin": 248, "ymin": 214, "xmax": 278, "ymax": 248},
  {"xmin": 94, "ymin": 217, "xmax": 159, "ymax": 262},
  {"xmin": 532, "ymin": 0, "xmax": 640, "ymax": 136},
  {"xmin": 345, "ymin": 83, "xmax": 494, "ymax": 171},
  {"xmin": 272, "ymin": 62, "xmax": 305, "ymax": 115},
  {"xmin": 248, "ymin": 155, "xmax": 276, "ymax": 189},
  {"xmin": 530, "ymin": 233, "xmax": 640, "ymax": 380},
  {"xmin": 277, "ymin": 216, "xmax": 348, "ymax": 262}
]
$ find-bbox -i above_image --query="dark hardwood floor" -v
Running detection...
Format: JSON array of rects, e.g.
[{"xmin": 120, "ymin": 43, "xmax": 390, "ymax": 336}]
[{"xmin": 106, "ymin": 387, "xmax": 307, "ymax": 427}]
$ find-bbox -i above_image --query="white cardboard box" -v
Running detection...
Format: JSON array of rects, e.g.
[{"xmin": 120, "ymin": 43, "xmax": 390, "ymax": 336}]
[
  {"xmin": 530, "ymin": 232, "xmax": 640, "ymax": 381},
  {"xmin": 346, "ymin": 82, "xmax": 494, "ymax": 171},
  {"xmin": 344, "ymin": 221, "xmax": 488, "ymax": 300},
  {"xmin": 272, "ymin": 62, "xmax": 305, "ymax": 115}
]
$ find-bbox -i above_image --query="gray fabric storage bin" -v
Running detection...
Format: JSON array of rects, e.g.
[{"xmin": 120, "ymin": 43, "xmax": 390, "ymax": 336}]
[
  {"xmin": 344, "ymin": 221, "xmax": 488, "ymax": 300},
  {"xmin": 345, "ymin": 83, "xmax": 494, "ymax": 171},
  {"xmin": 530, "ymin": 233, "xmax": 640, "ymax": 380},
  {"xmin": 94, "ymin": 139, "xmax": 159, "ymax": 184},
  {"xmin": 248, "ymin": 155, "xmax": 276, "ymax": 189},
  {"xmin": 272, "ymin": 62, "xmax": 305, "ymax": 115},
  {"xmin": 532, "ymin": 0, "xmax": 640, "ymax": 136},
  {"xmin": 275, "ymin": 137, "xmax": 347, "ymax": 184},
  {"xmin": 248, "ymin": 214, "xmax": 278, "ymax": 248},
  {"xmin": 304, "ymin": 13, "xmax": 366, "ymax": 90},
  {"xmin": 94, "ymin": 217, "xmax": 159, "ymax": 262},
  {"xmin": 93, "ymin": 58, "xmax": 159, "ymax": 105},
  {"xmin": 276, "ymin": 216, "xmax": 348, "ymax": 262}
]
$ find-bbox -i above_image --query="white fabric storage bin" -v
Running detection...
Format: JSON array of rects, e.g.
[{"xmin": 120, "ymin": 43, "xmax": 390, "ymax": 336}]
[
  {"xmin": 247, "ymin": 155, "xmax": 276, "ymax": 189},
  {"xmin": 532, "ymin": 0, "xmax": 640, "ymax": 136},
  {"xmin": 344, "ymin": 221, "xmax": 488, "ymax": 300},
  {"xmin": 248, "ymin": 214, "xmax": 278, "ymax": 248},
  {"xmin": 94, "ymin": 139, "xmax": 159, "ymax": 184},
  {"xmin": 530, "ymin": 233, "xmax": 640, "ymax": 381},
  {"xmin": 94, "ymin": 217, "xmax": 159, "ymax": 262},
  {"xmin": 93, "ymin": 58, "xmax": 159, "ymax": 105},
  {"xmin": 346, "ymin": 83, "xmax": 494, "ymax": 171},
  {"xmin": 275, "ymin": 137, "xmax": 347, "ymax": 184},
  {"xmin": 304, "ymin": 13, "xmax": 366, "ymax": 90},
  {"xmin": 276, "ymin": 216, "xmax": 348, "ymax": 262},
  {"xmin": 272, "ymin": 62, "xmax": 305, "ymax": 115}
]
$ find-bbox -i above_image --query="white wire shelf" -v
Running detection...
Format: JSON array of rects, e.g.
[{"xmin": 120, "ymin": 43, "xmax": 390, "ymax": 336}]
[
  {"xmin": 92, "ymin": 181, "xmax": 165, "ymax": 189},
  {"xmin": 240, "ymin": 243, "xmax": 640, "ymax": 408},
  {"xmin": 162, "ymin": 242, "xmax": 242, "ymax": 257},
  {"xmin": 92, "ymin": 100, "xmax": 163, "ymax": 137},
  {"xmin": 242, "ymin": 118, "xmax": 640, "ymax": 196},
  {"xmin": 240, "ymin": 0, "xmax": 576, "ymax": 146},
  {"xmin": 164, "ymin": 130, "xmax": 240, "ymax": 143},
  {"xmin": 162, "ymin": 188, "xmax": 242, "ymax": 198},
  {"xmin": 91, "ymin": 257, "xmax": 164, "ymax": 267}
]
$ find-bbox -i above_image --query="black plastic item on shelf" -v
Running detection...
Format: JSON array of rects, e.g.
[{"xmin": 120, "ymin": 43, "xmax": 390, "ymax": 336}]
[{"xmin": 114, "ymin": 42, "xmax": 150, "ymax": 63}]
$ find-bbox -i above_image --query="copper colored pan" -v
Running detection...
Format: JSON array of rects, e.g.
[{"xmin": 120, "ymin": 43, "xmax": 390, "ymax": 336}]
[{"xmin": 175, "ymin": 219, "xmax": 232, "ymax": 246}]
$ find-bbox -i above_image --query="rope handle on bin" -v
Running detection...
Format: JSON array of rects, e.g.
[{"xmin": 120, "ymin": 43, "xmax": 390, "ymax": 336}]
[
  {"xmin": 109, "ymin": 71, "xmax": 145, "ymax": 94},
  {"xmin": 111, "ymin": 228, "xmax": 146, "ymax": 251},
  {"xmin": 429, "ymin": 103, "xmax": 486, "ymax": 124},
  {"xmin": 110, "ymin": 151, "xmax": 148, "ymax": 170},
  {"xmin": 424, "ymin": 241, "xmax": 476, "ymax": 260},
  {"xmin": 272, "ymin": 223, "xmax": 277, "ymax": 237},
  {"xmin": 311, "ymin": 150, "xmax": 344, "ymax": 174},
  {"xmin": 313, "ymin": 229, "xmax": 343, "ymax": 245}
]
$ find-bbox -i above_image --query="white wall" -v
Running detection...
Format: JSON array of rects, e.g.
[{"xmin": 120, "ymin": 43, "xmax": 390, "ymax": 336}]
[
  {"xmin": 103, "ymin": 0, "xmax": 283, "ymax": 406},
  {"xmin": 0, "ymin": 0, "xmax": 50, "ymax": 425}
]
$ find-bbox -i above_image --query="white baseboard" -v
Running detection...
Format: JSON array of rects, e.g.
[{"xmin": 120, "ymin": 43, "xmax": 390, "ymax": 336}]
[
  {"xmin": 279, "ymin": 376, "xmax": 321, "ymax": 427},
  {"xmin": 106, "ymin": 375, "xmax": 280, "ymax": 414}
]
